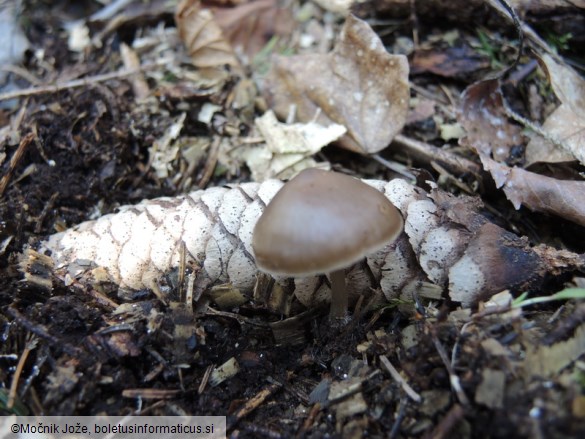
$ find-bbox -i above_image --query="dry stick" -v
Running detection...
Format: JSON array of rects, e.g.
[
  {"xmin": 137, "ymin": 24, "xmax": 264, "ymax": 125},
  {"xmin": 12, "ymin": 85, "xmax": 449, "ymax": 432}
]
[
  {"xmin": 485, "ymin": 0, "xmax": 555, "ymax": 59},
  {"xmin": 0, "ymin": 59, "xmax": 170, "ymax": 102},
  {"xmin": 422, "ymin": 404, "xmax": 466, "ymax": 439},
  {"xmin": 297, "ymin": 403, "xmax": 321, "ymax": 438},
  {"xmin": 7, "ymin": 335, "xmax": 37, "ymax": 410},
  {"xmin": 227, "ymin": 380, "xmax": 283, "ymax": 430},
  {"xmin": 393, "ymin": 134, "xmax": 482, "ymax": 178},
  {"xmin": 379, "ymin": 354, "xmax": 422, "ymax": 403},
  {"xmin": 0, "ymin": 65, "xmax": 42, "ymax": 85},
  {"xmin": 6, "ymin": 306, "xmax": 81, "ymax": 357},
  {"xmin": 198, "ymin": 365, "xmax": 214, "ymax": 395},
  {"xmin": 34, "ymin": 192, "xmax": 59, "ymax": 234},
  {"xmin": 429, "ymin": 325, "xmax": 470, "ymax": 406},
  {"xmin": 121, "ymin": 388, "xmax": 181, "ymax": 399},
  {"xmin": 196, "ymin": 136, "xmax": 221, "ymax": 189},
  {"xmin": 0, "ymin": 132, "xmax": 34, "ymax": 197},
  {"xmin": 389, "ymin": 396, "xmax": 409, "ymax": 439}
]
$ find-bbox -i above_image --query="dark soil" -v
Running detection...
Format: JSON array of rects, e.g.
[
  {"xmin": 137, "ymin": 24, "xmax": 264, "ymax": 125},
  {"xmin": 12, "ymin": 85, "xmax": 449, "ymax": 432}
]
[{"xmin": 1, "ymin": 1, "xmax": 584, "ymax": 438}]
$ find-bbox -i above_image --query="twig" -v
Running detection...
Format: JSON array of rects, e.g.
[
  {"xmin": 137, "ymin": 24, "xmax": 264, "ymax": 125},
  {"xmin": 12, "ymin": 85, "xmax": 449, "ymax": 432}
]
[
  {"xmin": 379, "ymin": 354, "xmax": 422, "ymax": 403},
  {"xmin": 502, "ymin": 100, "xmax": 574, "ymax": 158},
  {"xmin": 6, "ymin": 306, "xmax": 81, "ymax": 357},
  {"xmin": 486, "ymin": 0, "xmax": 524, "ymax": 71},
  {"xmin": 422, "ymin": 404, "xmax": 465, "ymax": 439},
  {"xmin": 0, "ymin": 132, "xmax": 34, "ymax": 197},
  {"xmin": 429, "ymin": 326, "xmax": 470, "ymax": 406},
  {"xmin": 227, "ymin": 380, "xmax": 283, "ymax": 430},
  {"xmin": 485, "ymin": 0, "xmax": 558, "ymax": 59},
  {"xmin": 7, "ymin": 335, "xmax": 37, "ymax": 410},
  {"xmin": 297, "ymin": 403, "xmax": 321, "ymax": 438},
  {"xmin": 0, "ymin": 59, "xmax": 170, "ymax": 102},
  {"xmin": 393, "ymin": 133, "xmax": 482, "ymax": 178},
  {"xmin": 371, "ymin": 153, "xmax": 416, "ymax": 181},
  {"xmin": 0, "ymin": 65, "xmax": 42, "ymax": 85},
  {"xmin": 198, "ymin": 365, "xmax": 214, "ymax": 395},
  {"xmin": 389, "ymin": 396, "xmax": 409, "ymax": 439},
  {"xmin": 121, "ymin": 388, "xmax": 181, "ymax": 399},
  {"xmin": 34, "ymin": 192, "xmax": 59, "ymax": 234},
  {"xmin": 197, "ymin": 136, "xmax": 221, "ymax": 189}
]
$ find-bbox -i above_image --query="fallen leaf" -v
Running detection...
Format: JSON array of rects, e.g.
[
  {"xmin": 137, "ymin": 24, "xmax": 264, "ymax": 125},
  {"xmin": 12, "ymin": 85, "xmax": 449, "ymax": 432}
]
[
  {"xmin": 481, "ymin": 155, "xmax": 585, "ymax": 227},
  {"xmin": 458, "ymin": 78, "xmax": 524, "ymax": 162},
  {"xmin": 236, "ymin": 110, "xmax": 343, "ymax": 181},
  {"xmin": 312, "ymin": 0, "xmax": 353, "ymax": 14},
  {"xmin": 475, "ymin": 368, "xmax": 506, "ymax": 409},
  {"xmin": 212, "ymin": 0, "xmax": 295, "ymax": 64},
  {"xmin": 526, "ymin": 53, "xmax": 585, "ymax": 165},
  {"xmin": 175, "ymin": 0, "xmax": 242, "ymax": 72},
  {"xmin": 148, "ymin": 113, "xmax": 186, "ymax": 179},
  {"xmin": 524, "ymin": 323, "xmax": 585, "ymax": 378},
  {"xmin": 263, "ymin": 14, "xmax": 409, "ymax": 155},
  {"xmin": 411, "ymin": 45, "xmax": 490, "ymax": 79}
]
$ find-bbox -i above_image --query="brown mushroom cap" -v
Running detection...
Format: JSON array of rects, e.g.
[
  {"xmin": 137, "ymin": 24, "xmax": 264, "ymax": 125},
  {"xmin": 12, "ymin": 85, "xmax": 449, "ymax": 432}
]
[{"xmin": 252, "ymin": 168, "xmax": 404, "ymax": 276}]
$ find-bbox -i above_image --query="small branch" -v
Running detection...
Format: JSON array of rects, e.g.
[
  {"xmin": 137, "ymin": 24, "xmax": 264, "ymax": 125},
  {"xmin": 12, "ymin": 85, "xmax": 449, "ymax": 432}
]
[
  {"xmin": 379, "ymin": 354, "xmax": 421, "ymax": 403},
  {"xmin": 393, "ymin": 134, "xmax": 482, "ymax": 178},
  {"xmin": 227, "ymin": 380, "xmax": 283, "ymax": 430},
  {"xmin": 0, "ymin": 132, "xmax": 34, "ymax": 197},
  {"xmin": 0, "ymin": 59, "xmax": 171, "ymax": 102},
  {"xmin": 429, "ymin": 326, "xmax": 470, "ymax": 406},
  {"xmin": 7, "ymin": 335, "xmax": 37, "ymax": 410}
]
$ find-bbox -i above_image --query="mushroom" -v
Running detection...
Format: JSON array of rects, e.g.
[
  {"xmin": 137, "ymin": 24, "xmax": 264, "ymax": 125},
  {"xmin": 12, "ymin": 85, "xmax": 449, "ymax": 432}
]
[{"xmin": 252, "ymin": 168, "xmax": 404, "ymax": 318}]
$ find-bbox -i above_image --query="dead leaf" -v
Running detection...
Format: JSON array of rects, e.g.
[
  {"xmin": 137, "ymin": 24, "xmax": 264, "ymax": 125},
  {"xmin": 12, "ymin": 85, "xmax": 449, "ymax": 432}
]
[
  {"xmin": 481, "ymin": 155, "xmax": 585, "ymax": 227},
  {"xmin": 312, "ymin": 0, "xmax": 353, "ymax": 14},
  {"xmin": 212, "ymin": 0, "xmax": 295, "ymax": 63},
  {"xmin": 524, "ymin": 323, "xmax": 585, "ymax": 377},
  {"xmin": 175, "ymin": 0, "xmax": 242, "ymax": 72},
  {"xmin": 475, "ymin": 368, "xmax": 506, "ymax": 409},
  {"xmin": 411, "ymin": 45, "xmax": 490, "ymax": 79},
  {"xmin": 458, "ymin": 78, "xmax": 524, "ymax": 162},
  {"xmin": 263, "ymin": 14, "xmax": 409, "ymax": 155},
  {"xmin": 526, "ymin": 53, "xmax": 585, "ymax": 165},
  {"xmin": 235, "ymin": 110, "xmax": 343, "ymax": 181},
  {"xmin": 148, "ymin": 113, "xmax": 186, "ymax": 179}
]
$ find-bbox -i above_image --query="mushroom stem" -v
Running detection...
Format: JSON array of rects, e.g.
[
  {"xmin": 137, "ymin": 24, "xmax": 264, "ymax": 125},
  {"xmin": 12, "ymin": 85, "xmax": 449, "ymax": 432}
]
[{"xmin": 329, "ymin": 269, "xmax": 348, "ymax": 319}]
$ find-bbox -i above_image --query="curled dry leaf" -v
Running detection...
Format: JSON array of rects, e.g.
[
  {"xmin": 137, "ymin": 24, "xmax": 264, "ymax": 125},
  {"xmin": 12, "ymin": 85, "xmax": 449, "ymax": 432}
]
[
  {"xmin": 263, "ymin": 14, "xmax": 409, "ymax": 155},
  {"xmin": 480, "ymin": 156, "xmax": 585, "ymax": 227},
  {"xmin": 30, "ymin": 175, "xmax": 584, "ymax": 309},
  {"xmin": 459, "ymin": 74, "xmax": 585, "ymax": 227},
  {"xmin": 311, "ymin": 0, "xmax": 353, "ymax": 14},
  {"xmin": 212, "ymin": 0, "xmax": 294, "ymax": 63},
  {"xmin": 175, "ymin": 0, "xmax": 242, "ymax": 72},
  {"xmin": 526, "ymin": 53, "xmax": 585, "ymax": 166},
  {"xmin": 237, "ymin": 110, "xmax": 343, "ymax": 181},
  {"xmin": 458, "ymin": 78, "xmax": 523, "ymax": 162}
]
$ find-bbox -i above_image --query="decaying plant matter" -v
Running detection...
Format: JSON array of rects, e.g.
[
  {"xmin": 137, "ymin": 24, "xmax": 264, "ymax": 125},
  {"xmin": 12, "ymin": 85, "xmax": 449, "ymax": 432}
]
[{"xmin": 31, "ymin": 176, "xmax": 584, "ymax": 309}]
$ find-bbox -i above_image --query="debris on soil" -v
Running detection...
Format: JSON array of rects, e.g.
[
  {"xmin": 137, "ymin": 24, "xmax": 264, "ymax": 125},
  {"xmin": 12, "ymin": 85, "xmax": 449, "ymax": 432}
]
[{"xmin": 1, "ymin": 1, "xmax": 585, "ymax": 438}]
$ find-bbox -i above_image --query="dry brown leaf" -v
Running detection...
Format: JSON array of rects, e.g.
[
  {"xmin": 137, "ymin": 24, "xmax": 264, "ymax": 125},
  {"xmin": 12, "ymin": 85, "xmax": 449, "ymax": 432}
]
[
  {"xmin": 458, "ymin": 78, "xmax": 524, "ymax": 162},
  {"xmin": 311, "ymin": 0, "xmax": 353, "ymax": 14},
  {"xmin": 175, "ymin": 0, "xmax": 242, "ymax": 72},
  {"xmin": 411, "ymin": 45, "xmax": 490, "ymax": 79},
  {"xmin": 524, "ymin": 323, "xmax": 585, "ymax": 378},
  {"xmin": 481, "ymin": 156, "xmax": 585, "ymax": 227},
  {"xmin": 526, "ymin": 53, "xmax": 585, "ymax": 165},
  {"xmin": 212, "ymin": 0, "xmax": 294, "ymax": 64},
  {"xmin": 263, "ymin": 14, "xmax": 409, "ymax": 155}
]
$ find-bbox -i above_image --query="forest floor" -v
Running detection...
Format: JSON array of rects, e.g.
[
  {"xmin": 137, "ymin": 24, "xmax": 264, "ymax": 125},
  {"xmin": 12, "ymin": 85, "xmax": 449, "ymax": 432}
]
[{"xmin": 1, "ymin": 0, "xmax": 585, "ymax": 438}]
